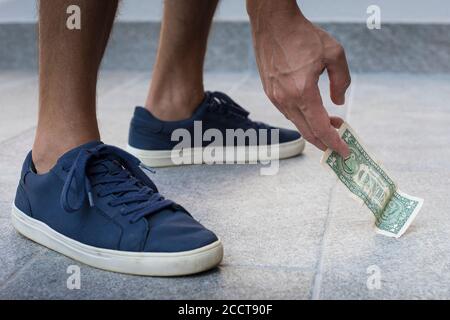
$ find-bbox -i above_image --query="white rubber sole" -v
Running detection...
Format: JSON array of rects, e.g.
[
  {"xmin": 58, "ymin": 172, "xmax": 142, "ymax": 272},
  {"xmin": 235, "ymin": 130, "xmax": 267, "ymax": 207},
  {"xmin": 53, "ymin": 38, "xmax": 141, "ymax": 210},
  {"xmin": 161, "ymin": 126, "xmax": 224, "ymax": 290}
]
[
  {"xmin": 127, "ymin": 138, "xmax": 305, "ymax": 167},
  {"xmin": 11, "ymin": 204, "xmax": 223, "ymax": 276}
]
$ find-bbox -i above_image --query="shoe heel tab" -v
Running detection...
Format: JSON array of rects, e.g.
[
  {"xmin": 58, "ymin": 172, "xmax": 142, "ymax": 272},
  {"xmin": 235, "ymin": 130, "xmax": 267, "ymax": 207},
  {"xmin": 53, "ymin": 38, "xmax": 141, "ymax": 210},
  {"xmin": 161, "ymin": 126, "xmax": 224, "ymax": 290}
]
[
  {"xmin": 133, "ymin": 106, "xmax": 153, "ymax": 119},
  {"xmin": 130, "ymin": 107, "xmax": 164, "ymax": 134},
  {"xmin": 20, "ymin": 151, "xmax": 35, "ymax": 183}
]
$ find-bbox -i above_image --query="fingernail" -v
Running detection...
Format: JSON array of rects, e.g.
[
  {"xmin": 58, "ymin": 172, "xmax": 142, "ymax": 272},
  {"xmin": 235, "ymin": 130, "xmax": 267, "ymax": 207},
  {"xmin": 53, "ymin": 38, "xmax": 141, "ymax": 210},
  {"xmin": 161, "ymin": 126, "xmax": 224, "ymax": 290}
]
[{"xmin": 342, "ymin": 147, "xmax": 350, "ymax": 159}]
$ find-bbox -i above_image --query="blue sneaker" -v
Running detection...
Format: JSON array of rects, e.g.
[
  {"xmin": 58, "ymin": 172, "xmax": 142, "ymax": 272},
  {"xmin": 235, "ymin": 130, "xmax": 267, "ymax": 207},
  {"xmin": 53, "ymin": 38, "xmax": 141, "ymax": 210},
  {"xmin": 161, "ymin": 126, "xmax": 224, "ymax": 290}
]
[
  {"xmin": 127, "ymin": 91, "xmax": 305, "ymax": 167},
  {"xmin": 12, "ymin": 142, "xmax": 223, "ymax": 276}
]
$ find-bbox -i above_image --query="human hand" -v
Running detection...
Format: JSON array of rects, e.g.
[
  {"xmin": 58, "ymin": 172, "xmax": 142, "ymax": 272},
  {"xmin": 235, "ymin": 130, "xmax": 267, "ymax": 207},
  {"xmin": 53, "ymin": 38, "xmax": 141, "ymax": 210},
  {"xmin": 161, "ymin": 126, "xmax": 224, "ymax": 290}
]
[{"xmin": 248, "ymin": 2, "xmax": 351, "ymax": 157}]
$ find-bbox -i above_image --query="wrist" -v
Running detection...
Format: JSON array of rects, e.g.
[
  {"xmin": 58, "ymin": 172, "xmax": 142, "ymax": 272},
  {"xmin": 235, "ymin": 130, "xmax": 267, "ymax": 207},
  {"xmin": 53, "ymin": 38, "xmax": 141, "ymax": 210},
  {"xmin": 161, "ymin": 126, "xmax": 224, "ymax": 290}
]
[
  {"xmin": 247, "ymin": 0, "xmax": 307, "ymax": 35},
  {"xmin": 247, "ymin": 0, "xmax": 303, "ymax": 23}
]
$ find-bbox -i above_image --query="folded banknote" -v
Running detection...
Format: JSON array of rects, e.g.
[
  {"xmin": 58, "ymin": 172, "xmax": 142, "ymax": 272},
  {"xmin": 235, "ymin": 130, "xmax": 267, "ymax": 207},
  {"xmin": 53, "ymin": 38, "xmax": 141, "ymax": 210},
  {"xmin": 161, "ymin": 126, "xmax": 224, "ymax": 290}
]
[{"xmin": 321, "ymin": 122, "xmax": 423, "ymax": 238}]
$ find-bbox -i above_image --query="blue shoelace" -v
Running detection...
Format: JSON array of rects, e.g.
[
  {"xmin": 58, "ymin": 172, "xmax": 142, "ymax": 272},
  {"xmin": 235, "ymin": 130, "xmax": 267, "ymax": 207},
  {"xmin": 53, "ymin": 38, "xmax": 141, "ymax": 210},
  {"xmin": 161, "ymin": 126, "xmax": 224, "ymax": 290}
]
[
  {"xmin": 208, "ymin": 91, "xmax": 269, "ymax": 129},
  {"xmin": 209, "ymin": 91, "xmax": 250, "ymax": 118},
  {"xmin": 60, "ymin": 144, "xmax": 173, "ymax": 223}
]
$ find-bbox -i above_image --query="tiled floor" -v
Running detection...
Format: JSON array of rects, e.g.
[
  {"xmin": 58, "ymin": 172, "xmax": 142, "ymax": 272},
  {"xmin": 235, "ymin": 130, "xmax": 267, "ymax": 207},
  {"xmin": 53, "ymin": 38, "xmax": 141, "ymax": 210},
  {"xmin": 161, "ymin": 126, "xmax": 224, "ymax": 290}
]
[{"xmin": 0, "ymin": 71, "xmax": 449, "ymax": 299}]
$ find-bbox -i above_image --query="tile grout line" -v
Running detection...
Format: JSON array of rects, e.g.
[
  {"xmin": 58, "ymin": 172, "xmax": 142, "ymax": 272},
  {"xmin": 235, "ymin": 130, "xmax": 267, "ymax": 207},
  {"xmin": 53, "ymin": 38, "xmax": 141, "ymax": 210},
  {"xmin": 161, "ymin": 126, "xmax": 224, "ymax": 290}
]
[
  {"xmin": 0, "ymin": 126, "xmax": 36, "ymax": 148},
  {"xmin": 345, "ymin": 74, "xmax": 358, "ymax": 123},
  {"xmin": 310, "ymin": 182, "xmax": 337, "ymax": 300},
  {"xmin": 0, "ymin": 247, "xmax": 46, "ymax": 291},
  {"xmin": 310, "ymin": 74, "xmax": 358, "ymax": 300},
  {"xmin": 228, "ymin": 263, "xmax": 312, "ymax": 273}
]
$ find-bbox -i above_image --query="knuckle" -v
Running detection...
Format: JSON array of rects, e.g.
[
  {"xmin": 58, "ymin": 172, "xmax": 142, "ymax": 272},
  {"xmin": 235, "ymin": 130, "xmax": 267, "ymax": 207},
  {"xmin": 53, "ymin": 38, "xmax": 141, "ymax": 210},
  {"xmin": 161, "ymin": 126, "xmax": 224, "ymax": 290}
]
[
  {"xmin": 275, "ymin": 92, "xmax": 290, "ymax": 106},
  {"xmin": 297, "ymin": 102, "xmax": 308, "ymax": 114},
  {"xmin": 335, "ymin": 77, "xmax": 351, "ymax": 91},
  {"xmin": 334, "ymin": 44, "xmax": 346, "ymax": 58},
  {"xmin": 345, "ymin": 75, "xmax": 352, "ymax": 88},
  {"xmin": 270, "ymin": 92, "xmax": 281, "ymax": 105},
  {"xmin": 330, "ymin": 136, "xmax": 343, "ymax": 149},
  {"xmin": 311, "ymin": 126, "xmax": 326, "ymax": 138}
]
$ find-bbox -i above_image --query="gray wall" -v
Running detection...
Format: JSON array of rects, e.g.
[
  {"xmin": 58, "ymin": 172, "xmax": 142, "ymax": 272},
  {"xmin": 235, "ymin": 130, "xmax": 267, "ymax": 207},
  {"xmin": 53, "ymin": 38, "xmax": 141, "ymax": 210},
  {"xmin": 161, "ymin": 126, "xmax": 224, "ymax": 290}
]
[
  {"xmin": 1, "ymin": 0, "xmax": 449, "ymax": 72},
  {"xmin": 1, "ymin": 0, "xmax": 449, "ymax": 24}
]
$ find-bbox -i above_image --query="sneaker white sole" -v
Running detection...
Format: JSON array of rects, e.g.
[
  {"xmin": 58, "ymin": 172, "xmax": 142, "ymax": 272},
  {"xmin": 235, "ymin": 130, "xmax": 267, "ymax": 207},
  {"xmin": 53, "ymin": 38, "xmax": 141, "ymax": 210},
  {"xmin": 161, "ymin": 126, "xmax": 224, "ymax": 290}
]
[
  {"xmin": 11, "ymin": 204, "xmax": 223, "ymax": 276},
  {"xmin": 127, "ymin": 137, "xmax": 305, "ymax": 167}
]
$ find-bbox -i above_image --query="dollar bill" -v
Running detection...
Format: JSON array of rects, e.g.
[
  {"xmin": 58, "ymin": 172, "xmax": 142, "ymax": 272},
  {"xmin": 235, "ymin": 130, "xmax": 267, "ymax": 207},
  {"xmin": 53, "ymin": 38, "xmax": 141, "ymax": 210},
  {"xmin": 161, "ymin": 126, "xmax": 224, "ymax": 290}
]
[{"xmin": 320, "ymin": 122, "xmax": 423, "ymax": 238}]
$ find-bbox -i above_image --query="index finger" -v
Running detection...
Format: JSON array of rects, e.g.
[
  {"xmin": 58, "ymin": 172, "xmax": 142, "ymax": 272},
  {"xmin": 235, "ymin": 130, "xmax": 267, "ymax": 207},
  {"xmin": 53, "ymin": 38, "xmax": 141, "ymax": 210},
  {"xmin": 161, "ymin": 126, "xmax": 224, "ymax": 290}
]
[{"xmin": 299, "ymin": 81, "xmax": 350, "ymax": 158}]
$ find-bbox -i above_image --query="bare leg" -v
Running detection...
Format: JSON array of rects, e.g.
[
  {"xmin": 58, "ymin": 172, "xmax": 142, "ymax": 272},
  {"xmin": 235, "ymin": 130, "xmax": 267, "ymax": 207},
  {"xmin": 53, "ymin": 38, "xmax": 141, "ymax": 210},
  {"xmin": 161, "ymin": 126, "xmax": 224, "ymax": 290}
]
[
  {"xmin": 145, "ymin": 0, "xmax": 219, "ymax": 121},
  {"xmin": 33, "ymin": 0, "xmax": 118, "ymax": 173}
]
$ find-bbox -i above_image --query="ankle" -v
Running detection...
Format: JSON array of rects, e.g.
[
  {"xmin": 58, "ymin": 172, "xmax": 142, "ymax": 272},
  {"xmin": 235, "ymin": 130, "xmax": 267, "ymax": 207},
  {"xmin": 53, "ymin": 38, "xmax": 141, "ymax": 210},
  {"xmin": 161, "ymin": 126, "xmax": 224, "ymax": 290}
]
[
  {"xmin": 32, "ymin": 130, "xmax": 100, "ymax": 173},
  {"xmin": 31, "ymin": 148, "xmax": 60, "ymax": 174},
  {"xmin": 145, "ymin": 87, "xmax": 205, "ymax": 121}
]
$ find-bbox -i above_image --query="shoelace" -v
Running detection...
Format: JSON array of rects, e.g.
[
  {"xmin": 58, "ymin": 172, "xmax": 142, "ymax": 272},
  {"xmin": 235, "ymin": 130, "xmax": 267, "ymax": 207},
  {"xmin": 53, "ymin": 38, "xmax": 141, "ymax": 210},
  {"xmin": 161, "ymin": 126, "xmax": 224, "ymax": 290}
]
[
  {"xmin": 60, "ymin": 144, "xmax": 174, "ymax": 223},
  {"xmin": 208, "ymin": 91, "xmax": 269, "ymax": 129},
  {"xmin": 209, "ymin": 91, "xmax": 250, "ymax": 119}
]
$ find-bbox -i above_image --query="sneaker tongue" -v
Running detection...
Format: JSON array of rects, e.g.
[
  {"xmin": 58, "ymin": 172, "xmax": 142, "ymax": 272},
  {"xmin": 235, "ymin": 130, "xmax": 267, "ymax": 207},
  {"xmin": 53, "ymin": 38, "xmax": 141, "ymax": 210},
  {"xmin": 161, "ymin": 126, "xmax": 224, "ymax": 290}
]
[
  {"xmin": 58, "ymin": 141, "xmax": 104, "ymax": 164},
  {"xmin": 190, "ymin": 92, "xmax": 213, "ymax": 118},
  {"xmin": 100, "ymin": 158, "xmax": 123, "ymax": 174}
]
